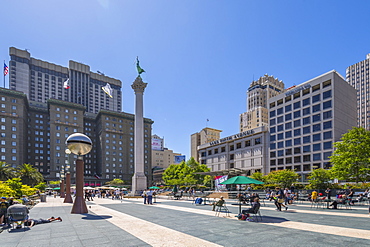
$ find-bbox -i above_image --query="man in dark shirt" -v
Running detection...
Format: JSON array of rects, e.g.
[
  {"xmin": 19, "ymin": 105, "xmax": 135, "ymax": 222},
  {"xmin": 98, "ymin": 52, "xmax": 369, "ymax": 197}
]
[{"xmin": 0, "ymin": 197, "xmax": 9, "ymax": 225}]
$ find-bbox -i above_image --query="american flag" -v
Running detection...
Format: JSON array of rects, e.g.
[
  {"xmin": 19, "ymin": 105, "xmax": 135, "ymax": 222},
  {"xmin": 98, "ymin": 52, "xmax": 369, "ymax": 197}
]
[{"xmin": 3, "ymin": 63, "xmax": 8, "ymax": 76}]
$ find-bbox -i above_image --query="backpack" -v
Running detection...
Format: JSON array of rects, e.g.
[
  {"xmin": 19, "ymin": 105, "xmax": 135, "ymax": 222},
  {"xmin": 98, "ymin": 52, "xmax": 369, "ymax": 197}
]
[
  {"xmin": 195, "ymin": 198, "xmax": 203, "ymax": 204},
  {"xmin": 238, "ymin": 214, "xmax": 248, "ymax": 220}
]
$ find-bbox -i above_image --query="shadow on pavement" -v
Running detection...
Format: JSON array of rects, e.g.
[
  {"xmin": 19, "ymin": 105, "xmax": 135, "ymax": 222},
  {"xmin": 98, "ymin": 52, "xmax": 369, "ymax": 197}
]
[
  {"xmin": 259, "ymin": 216, "xmax": 289, "ymax": 223},
  {"xmin": 81, "ymin": 214, "xmax": 112, "ymax": 220}
]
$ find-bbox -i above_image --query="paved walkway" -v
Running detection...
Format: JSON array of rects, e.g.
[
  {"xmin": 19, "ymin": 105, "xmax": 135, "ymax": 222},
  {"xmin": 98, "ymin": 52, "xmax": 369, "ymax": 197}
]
[{"xmin": 1, "ymin": 196, "xmax": 370, "ymax": 246}]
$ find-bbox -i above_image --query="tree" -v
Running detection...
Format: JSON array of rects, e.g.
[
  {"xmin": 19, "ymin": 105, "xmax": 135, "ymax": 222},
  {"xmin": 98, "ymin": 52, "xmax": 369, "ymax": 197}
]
[
  {"xmin": 17, "ymin": 163, "xmax": 44, "ymax": 187},
  {"xmin": 330, "ymin": 127, "xmax": 370, "ymax": 183},
  {"xmin": 6, "ymin": 178, "xmax": 23, "ymax": 198},
  {"xmin": 265, "ymin": 170, "xmax": 299, "ymax": 189},
  {"xmin": 162, "ymin": 158, "xmax": 210, "ymax": 187},
  {"xmin": 250, "ymin": 171, "xmax": 265, "ymax": 182},
  {"xmin": 106, "ymin": 178, "xmax": 125, "ymax": 185},
  {"xmin": 307, "ymin": 168, "xmax": 331, "ymax": 189},
  {"xmin": 0, "ymin": 161, "xmax": 14, "ymax": 181}
]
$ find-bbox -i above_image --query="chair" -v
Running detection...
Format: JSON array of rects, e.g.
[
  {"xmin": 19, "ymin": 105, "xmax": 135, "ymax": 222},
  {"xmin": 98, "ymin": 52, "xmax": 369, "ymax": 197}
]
[
  {"xmin": 249, "ymin": 205, "xmax": 262, "ymax": 222},
  {"xmin": 215, "ymin": 202, "xmax": 230, "ymax": 217}
]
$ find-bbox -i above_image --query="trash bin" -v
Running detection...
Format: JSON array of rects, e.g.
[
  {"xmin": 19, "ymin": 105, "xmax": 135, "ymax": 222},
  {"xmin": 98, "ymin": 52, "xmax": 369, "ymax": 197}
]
[{"xmin": 40, "ymin": 194, "xmax": 47, "ymax": 202}]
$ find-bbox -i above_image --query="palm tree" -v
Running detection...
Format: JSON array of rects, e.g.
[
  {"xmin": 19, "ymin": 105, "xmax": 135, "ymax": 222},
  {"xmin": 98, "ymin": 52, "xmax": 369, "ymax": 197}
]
[
  {"xmin": 0, "ymin": 161, "xmax": 14, "ymax": 181},
  {"xmin": 18, "ymin": 163, "xmax": 44, "ymax": 187}
]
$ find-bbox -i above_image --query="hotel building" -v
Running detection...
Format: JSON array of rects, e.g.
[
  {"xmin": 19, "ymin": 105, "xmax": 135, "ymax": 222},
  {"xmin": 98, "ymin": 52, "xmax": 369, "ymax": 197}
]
[
  {"xmin": 268, "ymin": 71, "xmax": 356, "ymax": 180},
  {"xmin": 190, "ymin": 127, "xmax": 222, "ymax": 160},
  {"xmin": 197, "ymin": 126, "xmax": 269, "ymax": 175},
  {"xmin": 346, "ymin": 54, "xmax": 370, "ymax": 130}
]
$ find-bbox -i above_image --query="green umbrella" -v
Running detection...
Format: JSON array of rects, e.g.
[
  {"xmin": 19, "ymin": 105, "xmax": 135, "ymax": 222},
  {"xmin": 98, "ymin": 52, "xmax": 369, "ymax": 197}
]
[
  {"xmin": 220, "ymin": 176, "xmax": 264, "ymax": 185},
  {"xmin": 52, "ymin": 187, "xmax": 60, "ymax": 190},
  {"xmin": 149, "ymin": 186, "xmax": 160, "ymax": 189},
  {"xmin": 220, "ymin": 176, "xmax": 264, "ymax": 214}
]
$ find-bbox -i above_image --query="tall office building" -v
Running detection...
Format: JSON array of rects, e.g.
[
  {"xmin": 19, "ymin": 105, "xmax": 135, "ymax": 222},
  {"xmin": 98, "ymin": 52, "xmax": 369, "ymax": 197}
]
[
  {"xmin": 190, "ymin": 127, "xmax": 222, "ymax": 161},
  {"xmin": 8, "ymin": 47, "xmax": 122, "ymax": 114},
  {"xmin": 346, "ymin": 54, "xmax": 370, "ymax": 130},
  {"xmin": 240, "ymin": 75, "xmax": 285, "ymax": 132},
  {"xmin": 268, "ymin": 71, "xmax": 356, "ymax": 181}
]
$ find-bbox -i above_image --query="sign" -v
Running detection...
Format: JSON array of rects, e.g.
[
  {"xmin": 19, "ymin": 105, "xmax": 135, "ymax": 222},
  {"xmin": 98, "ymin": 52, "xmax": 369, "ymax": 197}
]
[
  {"xmin": 215, "ymin": 175, "xmax": 228, "ymax": 191},
  {"xmin": 152, "ymin": 138, "xmax": 163, "ymax": 151},
  {"xmin": 174, "ymin": 155, "xmax": 186, "ymax": 163},
  {"xmin": 285, "ymin": 84, "xmax": 311, "ymax": 96},
  {"xmin": 209, "ymin": 130, "xmax": 254, "ymax": 146}
]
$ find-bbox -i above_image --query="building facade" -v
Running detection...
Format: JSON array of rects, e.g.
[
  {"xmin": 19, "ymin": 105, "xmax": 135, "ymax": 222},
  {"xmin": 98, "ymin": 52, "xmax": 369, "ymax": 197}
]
[
  {"xmin": 0, "ymin": 88, "xmax": 153, "ymax": 185},
  {"xmin": 190, "ymin": 127, "xmax": 222, "ymax": 160},
  {"xmin": 9, "ymin": 47, "xmax": 122, "ymax": 114},
  {"xmin": 197, "ymin": 126, "xmax": 269, "ymax": 175},
  {"xmin": 268, "ymin": 71, "xmax": 357, "ymax": 181},
  {"xmin": 346, "ymin": 54, "xmax": 370, "ymax": 130},
  {"xmin": 240, "ymin": 75, "xmax": 285, "ymax": 132}
]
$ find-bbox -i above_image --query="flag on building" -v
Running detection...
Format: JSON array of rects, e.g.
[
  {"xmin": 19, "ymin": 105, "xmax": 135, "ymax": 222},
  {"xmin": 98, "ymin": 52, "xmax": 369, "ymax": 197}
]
[
  {"xmin": 136, "ymin": 56, "xmax": 145, "ymax": 75},
  {"xmin": 63, "ymin": 78, "xmax": 70, "ymax": 89},
  {"xmin": 102, "ymin": 83, "xmax": 113, "ymax": 98},
  {"xmin": 94, "ymin": 174, "xmax": 101, "ymax": 179},
  {"xmin": 3, "ymin": 63, "xmax": 8, "ymax": 76}
]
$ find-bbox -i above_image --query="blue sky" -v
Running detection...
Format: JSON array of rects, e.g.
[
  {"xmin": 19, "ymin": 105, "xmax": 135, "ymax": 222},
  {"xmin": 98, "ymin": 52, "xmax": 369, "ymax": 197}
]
[{"xmin": 1, "ymin": 1, "xmax": 370, "ymax": 159}]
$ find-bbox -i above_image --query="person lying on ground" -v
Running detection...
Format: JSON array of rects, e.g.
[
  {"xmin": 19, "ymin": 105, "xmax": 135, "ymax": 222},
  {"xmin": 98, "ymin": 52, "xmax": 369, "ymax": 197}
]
[{"xmin": 24, "ymin": 217, "xmax": 62, "ymax": 228}]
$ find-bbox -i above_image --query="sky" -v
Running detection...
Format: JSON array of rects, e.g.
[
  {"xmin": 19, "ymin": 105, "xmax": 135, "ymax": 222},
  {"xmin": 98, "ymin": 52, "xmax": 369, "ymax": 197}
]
[{"xmin": 1, "ymin": 1, "xmax": 370, "ymax": 159}]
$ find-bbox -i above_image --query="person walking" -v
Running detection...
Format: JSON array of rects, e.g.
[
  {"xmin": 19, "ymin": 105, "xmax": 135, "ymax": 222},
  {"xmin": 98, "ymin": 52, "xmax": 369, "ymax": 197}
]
[
  {"xmin": 142, "ymin": 189, "xmax": 148, "ymax": 204},
  {"xmin": 147, "ymin": 189, "xmax": 153, "ymax": 205}
]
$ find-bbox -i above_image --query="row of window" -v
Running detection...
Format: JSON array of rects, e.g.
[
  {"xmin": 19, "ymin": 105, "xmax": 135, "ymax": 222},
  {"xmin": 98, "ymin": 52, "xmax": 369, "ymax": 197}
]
[
  {"xmin": 270, "ymin": 152, "xmax": 331, "ymax": 165},
  {"xmin": 270, "ymin": 131, "xmax": 332, "ymax": 150},
  {"xmin": 202, "ymin": 138, "xmax": 262, "ymax": 156},
  {"xmin": 270, "ymin": 141, "xmax": 332, "ymax": 157},
  {"xmin": 1, "ymin": 97, "xmax": 17, "ymax": 103},
  {"xmin": 270, "ymin": 121, "xmax": 332, "ymax": 139}
]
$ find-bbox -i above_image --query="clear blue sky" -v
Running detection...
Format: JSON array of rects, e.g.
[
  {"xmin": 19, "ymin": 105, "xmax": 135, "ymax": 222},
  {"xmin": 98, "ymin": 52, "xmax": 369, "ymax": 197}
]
[{"xmin": 2, "ymin": 1, "xmax": 370, "ymax": 159}]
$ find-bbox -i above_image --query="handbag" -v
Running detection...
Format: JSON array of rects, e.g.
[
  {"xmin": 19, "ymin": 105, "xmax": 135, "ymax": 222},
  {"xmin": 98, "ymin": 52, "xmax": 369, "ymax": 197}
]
[{"xmin": 277, "ymin": 198, "xmax": 284, "ymax": 203}]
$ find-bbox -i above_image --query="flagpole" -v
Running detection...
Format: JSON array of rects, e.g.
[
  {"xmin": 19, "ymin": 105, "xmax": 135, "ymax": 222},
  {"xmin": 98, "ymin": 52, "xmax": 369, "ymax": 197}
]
[{"xmin": 3, "ymin": 60, "xmax": 5, "ymax": 88}]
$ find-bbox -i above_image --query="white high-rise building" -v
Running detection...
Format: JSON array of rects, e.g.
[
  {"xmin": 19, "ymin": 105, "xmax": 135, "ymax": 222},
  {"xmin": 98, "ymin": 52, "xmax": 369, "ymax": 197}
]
[{"xmin": 346, "ymin": 54, "xmax": 370, "ymax": 130}]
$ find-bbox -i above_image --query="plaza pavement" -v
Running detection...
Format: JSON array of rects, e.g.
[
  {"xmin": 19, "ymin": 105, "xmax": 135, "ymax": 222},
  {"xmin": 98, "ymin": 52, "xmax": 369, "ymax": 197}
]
[{"xmin": 1, "ymin": 195, "xmax": 370, "ymax": 247}]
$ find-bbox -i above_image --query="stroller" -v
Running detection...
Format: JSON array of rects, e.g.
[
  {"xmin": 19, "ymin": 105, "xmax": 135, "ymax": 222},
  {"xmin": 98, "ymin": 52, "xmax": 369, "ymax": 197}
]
[{"xmin": 7, "ymin": 204, "xmax": 29, "ymax": 230}]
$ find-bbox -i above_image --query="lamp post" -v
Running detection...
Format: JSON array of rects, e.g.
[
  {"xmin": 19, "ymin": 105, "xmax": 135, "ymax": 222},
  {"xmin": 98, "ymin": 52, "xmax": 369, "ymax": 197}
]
[
  {"xmin": 66, "ymin": 133, "xmax": 92, "ymax": 214},
  {"xmin": 64, "ymin": 148, "xmax": 73, "ymax": 203}
]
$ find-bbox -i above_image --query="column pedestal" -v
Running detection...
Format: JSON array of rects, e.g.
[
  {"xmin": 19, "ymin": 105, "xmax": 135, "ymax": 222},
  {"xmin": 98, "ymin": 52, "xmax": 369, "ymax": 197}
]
[
  {"xmin": 71, "ymin": 157, "xmax": 88, "ymax": 214},
  {"xmin": 64, "ymin": 172, "xmax": 73, "ymax": 203},
  {"xmin": 60, "ymin": 179, "xmax": 65, "ymax": 198}
]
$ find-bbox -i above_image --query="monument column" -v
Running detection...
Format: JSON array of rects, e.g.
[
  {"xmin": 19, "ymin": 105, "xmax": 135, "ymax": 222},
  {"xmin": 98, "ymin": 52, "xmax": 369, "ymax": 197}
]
[{"xmin": 131, "ymin": 76, "xmax": 148, "ymax": 195}]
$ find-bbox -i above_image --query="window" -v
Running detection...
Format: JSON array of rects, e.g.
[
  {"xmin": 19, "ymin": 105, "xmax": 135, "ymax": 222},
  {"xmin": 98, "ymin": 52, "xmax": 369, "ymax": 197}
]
[
  {"xmin": 285, "ymin": 122, "xmax": 292, "ymax": 129},
  {"xmin": 277, "ymin": 107, "xmax": 283, "ymax": 115},
  {"xmin": 277, "ymin": 125, "xmax": 284, "ymax": 132},
  {"xmin": 293, "ymin": 101, "xmax": 300, "ymax": 109},
  {"xmin": 303, "ymin": 155, "xmax": 311, "ymax": 162},
  {"xmin": 323, "ymin": 110, "xmax": 332, "ymax": 120},
  {"xmin": 236, "ymin": 143, "xmax": 241, "ymax": 149},
  {"xmin": 294, "ymin": 138, "xmax": 301, "ymax": 145},
  {"xmin": 277, "ymin": 116, "xmax": 283, "ymax": 123},
  {"xmin": 270, "ymin": 110, "xmax": 276, "ymax": 118},
  {"xmin": 270, "ymin": 160, "xmax": 276, "ymax": 166},
  {"xmin": 312, "ymin": 114, "xmax": 321, "ymax": 122},
  {"xmin": 294, "ymin": 129, "xmax": 301, "ymax": 136},
  {"xmin": 312, "ymin": 124, "xmax": 321, "ymax": 132},
  {"xmin": 285, "ymin": 113, "xmax": 292, "ymax": 121},
  {"xmin": 303, "ymin": 145, "xmax": 310, "ymax": 153},
  {"xmin": 294, "ymin": 147, "xmax": 301, "ymax": 154},
  {"xmin": 323, "ymin": 121, "xmax": 332, "ymax": 129},
  {"xmin": 312, "ymin": 84, "xmax": 320, "ymax": 92},
  {"xmin": 270, "ymin": 151, "xmax": 276, "ymax": 158},
  {"xmin": 323, "ymin": 100, "xmax": 332, "ymax": 109},
  {"xmin": 278, "ymin": 159, "xmax": 284, "ymax": 165},
  {"xmin": 303, "ymin": 136, "xmax": 310, "ymax": 143},
  {"xmin": 302, "ymin": 98, "xmax": 310, "ymax": 106},
  {"xmin": 312, "ymin": 94, "xmax": 320, "ymax": 103},
  {"xmin": 313, "ymin": 143, "xmax": 321, "ymax": 151},
  {"xmin": 12, "ymin": 127, "xmax": 16, "ymax": 131},
  {"xmin": 312, "ymin": 104, "xmax": 320, "ymax": 112},
  {"xmin": 303, "ymin": 117, "xmax": 310, "ymax": 125},
  {"xmin": 323, "ymin": 152, "xmax": 331, "ymax": 160},
  {"xmin": 270, "ymin": 127, "xmax": 276, "ymax": 134},
  {"xmin": 313, "ymin": 133, "xmax": 321, "ymax": 141},
  {"xmin": 294, "ymin": 120, "xmax": 301, "ymax": 127},
  {"xmin": 286, "ymin": 157, "xmax": 292, "ymax": 164},
  {"xmin": 323, "ymin": 131, "xmax": 332, "ymax": 139},
  {"xmin": 323, "ymin": 141, "xmax": 332, "ymax": 150},
  {"xmin": 270, "ymin": 118, "xmax": 276, "ymax": 125},
  {"xmin": 278, "ymin": 150, "xmax": 284, "ymax": 157},
  {"xmin": 278, "ymin": 141, "xmax": 284, "ymax": 148},
  {"xmin": 294, "ymin": 156, "xmax": 301, "ymax": 163},
  {"xmin": 302, "ymin": 107, "xmax": 310, "ymax": 116},
  {"xmin": 270, "ymin": 143, "xmax": 276, "ymax": 150},
  {"xmin": 285, "ymin": 105, "xmax": 292, "ymax": 112},
  {"xmin": 11, "ymin": 134, "xmax": 16, "ymax": 138},
  {"xmin": 285, "ymin": 140, "xmax": 292, "ymax": 147},
  {"xmin": 255, "ymin": 138, "xmax": 261, "ymax": 145},
  {"xmin": 277, "ymin": 133, "xmax": 284, "ymax": 140},
  {"xmin": 286, "ymin": 149, "xmax": 292, "ymax": 155},
  {"xmin": 323, "ymin": 90, "xmax": 332, "ymax": 99},
  {"xmin": 285, "ymin": 131, "xmax": 292, "ymax": 138},
  {"xmin": 294, "ymin": 110, "xmax": 301, "ymax": 118},
  {"xmin": 245, "ymin": 140, "xmax": 251, "ymax": 147},
  {"xmin": 313, "ymin": 153, "xmax": 321, "ymax": 161}
]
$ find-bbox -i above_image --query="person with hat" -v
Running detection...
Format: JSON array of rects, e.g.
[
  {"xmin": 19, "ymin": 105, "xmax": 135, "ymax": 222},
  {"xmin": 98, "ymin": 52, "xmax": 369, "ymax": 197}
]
[{"xmin": 0, "ymin": 197, "xmax": 9, "ymax": 226}]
